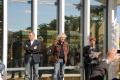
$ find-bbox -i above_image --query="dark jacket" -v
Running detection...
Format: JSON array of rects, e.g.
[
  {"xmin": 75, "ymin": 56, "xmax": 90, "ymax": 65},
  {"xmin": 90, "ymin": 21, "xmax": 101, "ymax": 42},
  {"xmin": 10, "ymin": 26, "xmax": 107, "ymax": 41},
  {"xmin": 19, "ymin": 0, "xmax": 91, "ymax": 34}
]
[
  {"xmin": 24, "ymin": 40, "xmax": 41, "ymax": 64},
  {"xmin": 83, "ymin": 45, "xmax": 99, "ymax": 64},
  {"xmin": 51, "ymin": 40, "xmax": 69, "ymax": 63},
  {"xmin": 90, "ymin": 61, "xmax": 108, "ymax": 80},
  {"xmin": 12, "ymin": 40, "xmax": 22, "ymax": 59}
]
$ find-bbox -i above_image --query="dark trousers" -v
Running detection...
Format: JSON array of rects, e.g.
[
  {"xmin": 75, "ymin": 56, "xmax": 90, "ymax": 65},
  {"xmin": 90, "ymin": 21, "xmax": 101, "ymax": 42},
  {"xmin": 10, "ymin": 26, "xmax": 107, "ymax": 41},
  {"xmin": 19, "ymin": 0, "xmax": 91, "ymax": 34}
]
[
  {"xmin": 84, "ymin": 64, "xmax": 91, "ymax": 80},
  {"xmin": 11, "ymin": 59, "xmax": 22, "ymax": 78},
  {"xmin": 39, "ymin": 54, "xmax": 43, "ymax": 79}
]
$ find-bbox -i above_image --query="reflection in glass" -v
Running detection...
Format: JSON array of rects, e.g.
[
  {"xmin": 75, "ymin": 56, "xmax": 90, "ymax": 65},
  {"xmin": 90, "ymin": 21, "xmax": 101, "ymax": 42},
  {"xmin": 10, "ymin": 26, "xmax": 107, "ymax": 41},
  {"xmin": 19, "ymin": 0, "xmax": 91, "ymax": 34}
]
[
  {"xmin": 65, "ymin": 0, "xmax": 81, "ymax": 75},
  {"xmin": 8, "ymin": 0, "xmax": 31, "ymax": 79},
  {"xmin": 90, "ymin": 0, "xmax": 106, "ymax": 55},
  {"xmin": 37, "ymin": 0, "xmax": 57, "ymax": 67}
]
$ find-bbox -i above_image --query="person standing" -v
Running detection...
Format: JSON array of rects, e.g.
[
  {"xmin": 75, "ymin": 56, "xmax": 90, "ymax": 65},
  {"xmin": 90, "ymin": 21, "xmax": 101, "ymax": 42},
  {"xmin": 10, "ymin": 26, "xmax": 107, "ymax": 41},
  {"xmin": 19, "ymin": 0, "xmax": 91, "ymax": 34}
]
[
  {"xmin": 24, "ymin": 32, "xmax": 41, "ymax": 80},
  {"xmin": 51, "ymin": 33, "xmax": 69, "ymax": 80},
  {"xmin": 90, "ymin": 48, "xmax": 120, "ymax": 80},
  {"xmin": 11, "ymin": 36, "xmax": 22, "ymax": 79},
  {"xmin": 83, "ymin": 37, "xmax": 101, "ymax": 80}
]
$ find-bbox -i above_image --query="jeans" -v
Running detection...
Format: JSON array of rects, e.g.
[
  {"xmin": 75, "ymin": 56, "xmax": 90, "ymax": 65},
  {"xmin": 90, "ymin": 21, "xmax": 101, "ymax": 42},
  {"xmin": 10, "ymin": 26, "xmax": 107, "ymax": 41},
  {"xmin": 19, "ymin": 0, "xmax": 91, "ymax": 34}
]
[
  {"xmin": 25, "ymin": 56, "xmax": 39, "ymax": 80},
  {"xmin": 53, "ymin": 59, "xmax": 65, "ymax": 80}
]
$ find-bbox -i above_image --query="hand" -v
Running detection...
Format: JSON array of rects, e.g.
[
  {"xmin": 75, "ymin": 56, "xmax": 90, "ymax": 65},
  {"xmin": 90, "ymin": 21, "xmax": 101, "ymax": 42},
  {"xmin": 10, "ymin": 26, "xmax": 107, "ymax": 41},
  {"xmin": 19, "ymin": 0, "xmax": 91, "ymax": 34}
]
[{"xmin": 107, "ymin": 48, "xmax": 118, "ymax": 62}]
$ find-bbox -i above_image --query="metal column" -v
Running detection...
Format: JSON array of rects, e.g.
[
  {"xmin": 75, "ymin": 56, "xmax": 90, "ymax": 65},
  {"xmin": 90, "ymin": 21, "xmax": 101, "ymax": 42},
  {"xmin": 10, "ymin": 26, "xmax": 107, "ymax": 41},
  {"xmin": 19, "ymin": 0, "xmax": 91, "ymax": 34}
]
[
  {"xmin": 58, "ymin": 0, "xmax": 65, "ymax": 34},
  {"xmin": 80, "ymin": 0, "xmax": 90, "ymax": 80},
  {"xmin": 32, "ymin": 0, "xmax": 38, "ymax": 39},
  {"xmin": 84, "ymin": 0, "xmax": 90, "ymax": 46},
  {"xmin": 3, "ymin": 0, "xmax": 8, "ymax": 79}
]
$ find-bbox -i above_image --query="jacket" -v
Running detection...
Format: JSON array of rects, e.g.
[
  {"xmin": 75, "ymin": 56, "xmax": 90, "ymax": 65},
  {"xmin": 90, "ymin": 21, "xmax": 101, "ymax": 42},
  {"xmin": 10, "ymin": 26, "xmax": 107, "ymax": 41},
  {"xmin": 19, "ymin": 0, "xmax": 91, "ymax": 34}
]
[
  {"xmin": 51, "ymin": 40, "xmax": 69, "ymax": 63},
  {"xmin": 90, "ymin": 61, "xmax": 108, "ymax": 80},
  {"xmin": 24, "ymin": 40, "xmax": 41, "ymax": 64}
]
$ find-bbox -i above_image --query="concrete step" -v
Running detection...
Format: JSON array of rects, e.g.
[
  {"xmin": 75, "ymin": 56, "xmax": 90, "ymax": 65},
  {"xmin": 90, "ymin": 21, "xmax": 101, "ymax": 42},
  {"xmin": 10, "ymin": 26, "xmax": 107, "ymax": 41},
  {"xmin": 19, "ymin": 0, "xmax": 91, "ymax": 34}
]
[{"xmin": 7, "ymin": 74, "xmax": 81, "ymax": 80}]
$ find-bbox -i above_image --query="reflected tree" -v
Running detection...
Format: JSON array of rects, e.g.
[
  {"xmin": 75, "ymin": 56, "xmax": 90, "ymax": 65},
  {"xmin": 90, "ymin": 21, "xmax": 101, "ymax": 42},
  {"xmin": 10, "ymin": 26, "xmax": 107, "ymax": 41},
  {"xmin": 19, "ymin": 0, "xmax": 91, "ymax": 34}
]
[{"xmin": 75, "ymin": 4, "xmax": 104, "ymax": 46}]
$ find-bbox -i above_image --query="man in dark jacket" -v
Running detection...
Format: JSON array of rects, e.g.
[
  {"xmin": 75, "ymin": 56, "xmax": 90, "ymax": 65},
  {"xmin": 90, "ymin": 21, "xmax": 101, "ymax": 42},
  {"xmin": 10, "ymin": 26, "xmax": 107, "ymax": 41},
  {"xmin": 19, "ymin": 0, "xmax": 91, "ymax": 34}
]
[
  {"xmin": 90, "ymin": 48, "xmax": 120, "ymax": 80},
  {"xmin": 24, "ymin": 32, "xmax": 41, "ymax": 80}
]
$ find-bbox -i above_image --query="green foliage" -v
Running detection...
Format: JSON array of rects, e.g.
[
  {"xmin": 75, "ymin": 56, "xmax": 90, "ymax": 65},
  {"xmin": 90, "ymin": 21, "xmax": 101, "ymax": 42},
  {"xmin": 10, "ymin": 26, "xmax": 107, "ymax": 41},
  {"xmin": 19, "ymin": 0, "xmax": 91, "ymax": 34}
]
[
  {"xmin": 49, "ymin": 19, "xmax": 57, "ymax": 30},
  {"xmin": 65, "ymin": 16, "xmax": 80, "ymax": 31}
]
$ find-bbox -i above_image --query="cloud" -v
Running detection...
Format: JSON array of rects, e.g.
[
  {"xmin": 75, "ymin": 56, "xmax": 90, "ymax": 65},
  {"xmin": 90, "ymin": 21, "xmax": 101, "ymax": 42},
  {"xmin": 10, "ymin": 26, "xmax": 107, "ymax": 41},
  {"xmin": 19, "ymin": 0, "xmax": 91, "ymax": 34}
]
[{"xmin": 25, "ymin": 10, "xmax": 31, "ymax": 14}]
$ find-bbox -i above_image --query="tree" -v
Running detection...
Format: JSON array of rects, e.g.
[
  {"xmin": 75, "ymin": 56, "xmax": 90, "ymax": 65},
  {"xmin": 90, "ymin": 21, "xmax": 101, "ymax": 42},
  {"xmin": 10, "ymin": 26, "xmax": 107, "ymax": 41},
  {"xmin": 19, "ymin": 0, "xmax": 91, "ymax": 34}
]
[
  {"xmin": 38, "ymin": 23, "xmax": 48, "ymax": 30},
  {"xmin": 75, "ymin": 4, "xmax": 104, "ymax": 44},
  {"xmin": 65, "ymin": 16, "xmax": 80, "ymax": 31},
  {"xmin": 49, "ymin": 19, "xmax": 56, "ymax": 30}
]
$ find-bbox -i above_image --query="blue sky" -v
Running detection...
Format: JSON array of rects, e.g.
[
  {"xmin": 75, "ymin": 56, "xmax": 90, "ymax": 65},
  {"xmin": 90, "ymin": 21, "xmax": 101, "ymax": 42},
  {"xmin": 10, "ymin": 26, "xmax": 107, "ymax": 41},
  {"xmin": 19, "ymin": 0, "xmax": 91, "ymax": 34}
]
[
  {"xmin": 8, "ymin": 0, "xmax": 120, "ymax": 32},
  {"xmin": 8, "ymin": 0, "xmax": 80, "ymax": 31}
]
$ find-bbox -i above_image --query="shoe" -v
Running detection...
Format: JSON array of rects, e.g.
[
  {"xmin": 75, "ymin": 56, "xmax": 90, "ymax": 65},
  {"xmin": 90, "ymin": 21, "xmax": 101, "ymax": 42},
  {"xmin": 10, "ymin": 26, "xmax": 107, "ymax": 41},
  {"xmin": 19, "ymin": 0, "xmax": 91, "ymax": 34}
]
[
  {"xmin": 11, "ymin": 76, "xmax": 14, "ymax": 79},
  {"xmin": 19, "ymin": 75, "xmax": 23, "ymax": 78}
]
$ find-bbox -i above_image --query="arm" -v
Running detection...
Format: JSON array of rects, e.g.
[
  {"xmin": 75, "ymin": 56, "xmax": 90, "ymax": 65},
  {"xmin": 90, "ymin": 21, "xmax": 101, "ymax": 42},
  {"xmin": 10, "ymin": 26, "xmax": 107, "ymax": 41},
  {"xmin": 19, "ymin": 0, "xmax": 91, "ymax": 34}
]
[
  {"xmin": 64, "ymin": 42, "xmax": 69, "ymax": 64},
  {"xmin": 90, "ymin": 61, "xmax": 109, "ymax": 79},
  {"xmin": 24, "ymin": 41, "xmax": 33, "ymax": 54},
  {"xmin": 90, "ymin": 48, "xmax": 118, "ymax": 80},
  {"xmin": 83, "ymin": 46, "xmax": 90, "ymax": 58},
  {"xmin": 32, "ymin": 40, "xmax": 41, "ymax": 54}
]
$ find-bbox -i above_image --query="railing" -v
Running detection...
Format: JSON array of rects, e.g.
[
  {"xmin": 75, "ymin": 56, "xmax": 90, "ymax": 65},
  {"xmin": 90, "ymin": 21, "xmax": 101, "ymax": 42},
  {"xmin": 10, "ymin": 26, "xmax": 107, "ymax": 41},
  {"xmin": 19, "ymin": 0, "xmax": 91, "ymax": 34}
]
[{"xmin": 7, "ymin": 66, "xmax": 79, "ymax": 71}]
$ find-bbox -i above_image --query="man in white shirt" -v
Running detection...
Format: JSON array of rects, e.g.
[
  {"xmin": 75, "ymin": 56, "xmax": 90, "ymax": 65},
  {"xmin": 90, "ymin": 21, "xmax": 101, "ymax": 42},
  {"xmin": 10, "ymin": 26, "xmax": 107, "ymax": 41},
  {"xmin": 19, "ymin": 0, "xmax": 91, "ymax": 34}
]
[{"xmin": 24, "ymin": 32, "xmax": 41, "ymax": 80}]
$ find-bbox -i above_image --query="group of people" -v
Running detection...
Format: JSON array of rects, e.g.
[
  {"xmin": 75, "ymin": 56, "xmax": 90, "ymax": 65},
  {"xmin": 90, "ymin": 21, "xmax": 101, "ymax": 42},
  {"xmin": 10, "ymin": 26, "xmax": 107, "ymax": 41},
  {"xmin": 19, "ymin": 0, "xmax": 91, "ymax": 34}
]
[
  {"xmin": 83, "ymin": 37, "xmax": 120, "ymax": 80},
  {"xmin": 24, "ymin": 32, "xmax": 69, "ymax": 80},
  {"xmin": 11, "ymin": 31, "xmax": 120, "ymax": 80}
]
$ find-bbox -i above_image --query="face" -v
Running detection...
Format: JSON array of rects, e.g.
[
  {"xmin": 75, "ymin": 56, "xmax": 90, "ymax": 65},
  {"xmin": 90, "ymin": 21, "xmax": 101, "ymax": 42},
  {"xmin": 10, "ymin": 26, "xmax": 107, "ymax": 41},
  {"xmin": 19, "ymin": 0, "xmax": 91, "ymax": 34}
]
[
  {"xmin": 59, "ymin": 37, "xmax": 66, "ymax": 42},
  {"xmin": 28, "ymin": 33, "xmax": 35, "ymax": 41},
  {"xmin": 90, "ymin": 40, "xmax": 96, "ymax": 47}
]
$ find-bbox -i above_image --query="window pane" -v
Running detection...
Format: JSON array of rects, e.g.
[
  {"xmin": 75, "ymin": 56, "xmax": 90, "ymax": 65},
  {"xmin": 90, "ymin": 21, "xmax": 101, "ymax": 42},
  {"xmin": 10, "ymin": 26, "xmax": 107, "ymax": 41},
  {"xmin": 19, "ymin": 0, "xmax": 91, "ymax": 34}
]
[
  {"xmin": 37, "ymin": 0, "xmax": 57, "ymax": 67},
  {"xmin": 8, "ymin": 0, "xmax": 31, "ymax": 79},
  {"xmin": 90, "ymin": 0, "xmax": 106, "ymax": 56},
  {"xmin": 65, "ymin": 0, "xmax": 81, "ymax": 75}
]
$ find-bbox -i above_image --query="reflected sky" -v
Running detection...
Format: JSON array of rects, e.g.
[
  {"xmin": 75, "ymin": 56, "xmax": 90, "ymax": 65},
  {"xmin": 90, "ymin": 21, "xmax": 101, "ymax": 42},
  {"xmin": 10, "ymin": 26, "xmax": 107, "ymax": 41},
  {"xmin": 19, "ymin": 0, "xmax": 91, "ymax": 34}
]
[
  {"xmin": 8, "ymin": 0, "xmax": 80, "ymax": 32},
  {"xmin": 8, "ymin": 0, "xmax": 120, "ymax": 32}
]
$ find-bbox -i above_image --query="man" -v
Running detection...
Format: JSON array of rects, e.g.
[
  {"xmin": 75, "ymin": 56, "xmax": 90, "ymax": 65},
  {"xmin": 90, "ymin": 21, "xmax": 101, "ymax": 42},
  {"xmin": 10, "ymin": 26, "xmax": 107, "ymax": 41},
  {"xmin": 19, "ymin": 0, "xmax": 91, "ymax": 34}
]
[
  {"xmin": 90, "ymin": 48, "xmax": 120, "ymax": 80},
  {"xmin": 83, "ymin": 37, "xmax": 101, "ymax": 80},
  {"xmin": 24, "ymin": 32, "xmax": 41, "ymax": 80},
  {"xmin": 51, "ymin": 33, "xmax": 69, "ymax": 80},
  {"xmin": 11, "ymin": 36, "xmax": 22, "ymax": 79}
]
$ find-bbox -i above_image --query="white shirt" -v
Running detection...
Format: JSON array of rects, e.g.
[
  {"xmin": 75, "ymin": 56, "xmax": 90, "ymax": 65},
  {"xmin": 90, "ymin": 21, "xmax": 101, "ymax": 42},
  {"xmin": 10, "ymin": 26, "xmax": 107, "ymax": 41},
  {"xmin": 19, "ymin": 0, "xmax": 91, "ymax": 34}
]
[{"xmin": 30, "ymin": 40, "xmax": 34, "ymax": 45}]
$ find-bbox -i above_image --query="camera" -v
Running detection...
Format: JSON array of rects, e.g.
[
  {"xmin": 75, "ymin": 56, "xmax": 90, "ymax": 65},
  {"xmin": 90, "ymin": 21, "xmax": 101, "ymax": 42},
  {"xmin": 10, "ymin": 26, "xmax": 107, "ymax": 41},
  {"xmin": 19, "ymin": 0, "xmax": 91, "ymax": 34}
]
[{"xmin": 117, "ymin": 49, "xmax": 120, "ymax": 53}]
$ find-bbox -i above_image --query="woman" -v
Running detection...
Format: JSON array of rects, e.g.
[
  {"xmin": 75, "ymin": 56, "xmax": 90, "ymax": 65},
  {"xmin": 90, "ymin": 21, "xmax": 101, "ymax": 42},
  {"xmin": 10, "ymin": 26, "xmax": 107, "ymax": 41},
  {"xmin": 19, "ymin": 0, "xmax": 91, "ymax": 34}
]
[{"xmin": 51, "ymin": 33, "xmax": 69, "ymax": 80}]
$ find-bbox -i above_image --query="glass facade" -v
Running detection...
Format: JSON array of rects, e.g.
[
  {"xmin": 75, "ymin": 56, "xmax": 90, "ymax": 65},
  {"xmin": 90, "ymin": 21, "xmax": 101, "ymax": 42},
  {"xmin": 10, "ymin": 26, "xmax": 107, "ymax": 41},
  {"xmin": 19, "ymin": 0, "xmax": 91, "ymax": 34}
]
[
  {"xmin": 90, "ymin": 0, "xmax": 107, "ymax": 57},
  {"xmin": 65, "ymin": 0, "xmax": 81, "ymax": 74},
  {"xmin": 7, "ymin": 0, "xmax": 31, "ymax": 79},
  {"xmin": 37, "ymin": 0, "xmax": 57, "ymax": 67}
]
